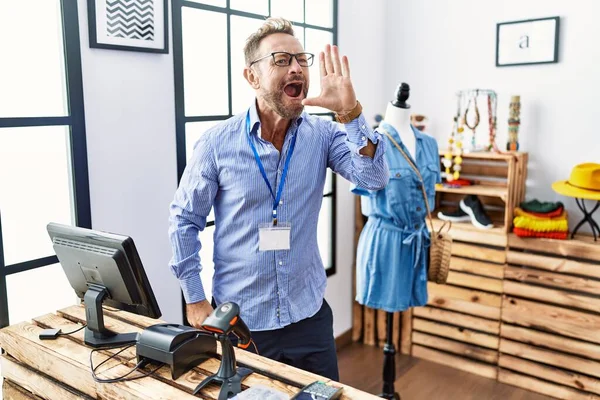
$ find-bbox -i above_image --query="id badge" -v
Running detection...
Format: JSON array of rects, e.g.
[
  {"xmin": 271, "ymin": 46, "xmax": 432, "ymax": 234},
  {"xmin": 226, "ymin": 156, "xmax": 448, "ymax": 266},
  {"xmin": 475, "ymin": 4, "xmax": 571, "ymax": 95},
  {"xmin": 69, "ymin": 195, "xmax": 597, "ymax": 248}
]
[{"xmin": 259, "ymin": 222, "xmax": 291, "ymax": 251}]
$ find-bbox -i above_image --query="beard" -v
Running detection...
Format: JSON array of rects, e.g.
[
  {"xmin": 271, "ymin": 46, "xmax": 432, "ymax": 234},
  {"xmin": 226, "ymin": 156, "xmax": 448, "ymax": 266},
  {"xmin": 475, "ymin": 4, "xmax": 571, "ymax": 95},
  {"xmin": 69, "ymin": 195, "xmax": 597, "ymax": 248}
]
[{"xmin": 261, "ymin": 77, "xmax": 309, "ymax": 120}]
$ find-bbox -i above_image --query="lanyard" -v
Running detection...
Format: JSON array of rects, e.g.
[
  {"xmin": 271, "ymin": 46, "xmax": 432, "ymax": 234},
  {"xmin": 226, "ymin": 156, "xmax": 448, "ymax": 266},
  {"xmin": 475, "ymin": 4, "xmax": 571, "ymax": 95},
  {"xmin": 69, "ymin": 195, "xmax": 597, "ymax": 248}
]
[{"xmin": 246, "ymin": 112, "xmax": 297, "ymax": 225}]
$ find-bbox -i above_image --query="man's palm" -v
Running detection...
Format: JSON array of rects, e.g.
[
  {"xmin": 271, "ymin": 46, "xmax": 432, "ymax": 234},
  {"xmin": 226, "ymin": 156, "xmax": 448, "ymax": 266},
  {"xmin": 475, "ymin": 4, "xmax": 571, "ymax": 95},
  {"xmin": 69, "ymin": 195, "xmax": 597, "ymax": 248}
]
[{"xmin": 302, "ymin": 44, "xmax": 357, "ymax": 113}]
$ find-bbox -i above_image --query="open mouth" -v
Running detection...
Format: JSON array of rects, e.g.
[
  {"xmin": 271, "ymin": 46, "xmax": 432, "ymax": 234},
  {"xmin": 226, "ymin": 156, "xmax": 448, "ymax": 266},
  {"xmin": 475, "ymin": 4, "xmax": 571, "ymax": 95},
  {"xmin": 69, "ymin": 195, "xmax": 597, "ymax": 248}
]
[{"xmin": 283, "ymin": 82, "xmax": 304, "ymax": 98}]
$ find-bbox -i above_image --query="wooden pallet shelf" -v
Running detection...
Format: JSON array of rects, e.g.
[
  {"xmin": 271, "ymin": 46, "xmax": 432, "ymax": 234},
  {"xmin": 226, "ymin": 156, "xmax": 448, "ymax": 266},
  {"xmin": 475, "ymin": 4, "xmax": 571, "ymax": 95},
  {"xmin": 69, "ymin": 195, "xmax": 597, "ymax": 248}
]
[
  {"xmin": 498, "ymin": 234, "xmax": 600, "ymax": 399},
  {"xmin": 435, "ymin": 184, "xmax": 509, "ymax": 202}
]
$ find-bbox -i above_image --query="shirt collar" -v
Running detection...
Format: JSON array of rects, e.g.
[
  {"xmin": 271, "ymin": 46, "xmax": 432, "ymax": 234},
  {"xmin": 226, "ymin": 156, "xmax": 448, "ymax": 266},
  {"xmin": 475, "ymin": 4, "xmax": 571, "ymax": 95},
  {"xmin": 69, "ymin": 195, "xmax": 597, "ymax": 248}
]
[{"xmin": 248, "ymin": 99, "xmax": 304, "ymax": 138}]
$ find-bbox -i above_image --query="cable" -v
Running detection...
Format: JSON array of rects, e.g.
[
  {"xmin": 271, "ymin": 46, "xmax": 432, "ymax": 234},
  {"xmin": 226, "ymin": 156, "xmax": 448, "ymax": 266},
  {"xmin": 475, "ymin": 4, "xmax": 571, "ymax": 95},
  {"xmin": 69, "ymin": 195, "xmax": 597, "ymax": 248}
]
[
  {"xmin": 89, "ymin": 343, "xmax": 163, "ymax": 383},
  {"xmin": 59, "ymin": 324, "xmax": 87, "ymax": 336},
  {"xmin": 250, "ymin": 340, "xmax": 260, "ymax": 356},
  {"xmin": 39, "ymin": 324, "xmax": 87, "ymax": 340}
]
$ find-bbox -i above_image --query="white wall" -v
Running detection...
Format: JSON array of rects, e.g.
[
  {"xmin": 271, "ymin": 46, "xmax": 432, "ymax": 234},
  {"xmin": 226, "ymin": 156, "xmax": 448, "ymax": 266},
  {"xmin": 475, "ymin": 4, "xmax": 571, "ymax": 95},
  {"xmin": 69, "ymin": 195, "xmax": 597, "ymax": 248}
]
[
  {"xmin": 330, "ymin": 0, "xmax": 387, "ymax": 337},
  {"xmin": 384, "ymin": 0, "xmax": 600, "ymax": 231},
  {"xmin": 77, "ymin": 0, "xmax": 182, "ymax": 323}
]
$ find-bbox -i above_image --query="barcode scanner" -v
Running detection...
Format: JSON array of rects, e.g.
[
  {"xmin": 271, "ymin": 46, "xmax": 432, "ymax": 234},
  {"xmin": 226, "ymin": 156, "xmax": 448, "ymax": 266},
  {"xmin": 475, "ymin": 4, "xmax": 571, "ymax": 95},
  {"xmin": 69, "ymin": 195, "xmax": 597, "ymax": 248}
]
[
  {"xmin": 201, "ymin": 302, "xmax": 252, "ymax": 350},
  {"xmin": 193, "ymin": 302, "xmax": 253, "ymax": 399}
]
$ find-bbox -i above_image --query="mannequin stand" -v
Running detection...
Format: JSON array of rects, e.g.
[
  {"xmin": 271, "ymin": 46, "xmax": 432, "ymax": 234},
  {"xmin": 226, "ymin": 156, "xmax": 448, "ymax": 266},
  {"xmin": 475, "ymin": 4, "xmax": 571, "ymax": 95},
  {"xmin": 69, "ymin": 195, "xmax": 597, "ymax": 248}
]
[
  {"xmin": 379, "ymin": 312, "xmax": 401, "ymax": 399},
  {"xmin": 571, "ymin": 199, "xmax": 600, "ymax": 241}
]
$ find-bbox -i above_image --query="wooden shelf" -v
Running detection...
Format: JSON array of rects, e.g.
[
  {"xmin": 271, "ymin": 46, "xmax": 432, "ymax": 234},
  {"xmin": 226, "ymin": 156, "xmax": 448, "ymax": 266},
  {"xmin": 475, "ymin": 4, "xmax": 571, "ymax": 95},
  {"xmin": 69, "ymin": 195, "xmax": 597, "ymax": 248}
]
[
  {"xmin": 435, "ymin": 184, "xmax": 508, "ymax": 202},
  {"xmin": 430, "ymin": 217, "xmax": 507, "ymax": 247},
  {"xmin": 438, "ymin": 150, "xmax": 525, "ymax": 161}
]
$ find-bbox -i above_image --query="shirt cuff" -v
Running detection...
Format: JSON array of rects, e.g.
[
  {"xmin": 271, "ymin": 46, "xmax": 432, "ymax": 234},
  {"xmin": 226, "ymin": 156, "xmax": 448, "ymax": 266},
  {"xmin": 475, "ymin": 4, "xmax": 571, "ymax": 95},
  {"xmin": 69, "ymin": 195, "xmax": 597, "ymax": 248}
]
[
  {"xmin": 344, "ymin": 113, "xmax": 381, "ymax": 156},
  {"xmin": 179, "ymin": 274, "xmax": 207, "ymax": 304}
]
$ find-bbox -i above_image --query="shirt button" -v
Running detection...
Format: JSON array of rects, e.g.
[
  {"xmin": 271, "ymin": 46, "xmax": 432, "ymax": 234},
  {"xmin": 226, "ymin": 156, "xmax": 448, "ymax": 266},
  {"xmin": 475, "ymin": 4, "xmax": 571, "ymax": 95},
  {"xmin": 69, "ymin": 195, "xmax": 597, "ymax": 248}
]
[
  {"xmin": 416, "ymin": 207, "xmax": 422, "ymax": 211},
  {"xmin": 414, "ymin": 224, "xmax": 419, "ymax": 229},
  {"xmin": 279, "ymin": 200, "xmax": 283, "ymax": 205},
  {"xmin": 361, "ymin": 124, "xmax": 366, "ymax": 130},
  {"xmin": 395, "ymin": 172, "xmax": 401, "ymax": 178},
  {"xmin": 361, "ymin": 136, "xmax": 366, "ymax": 141},
  {"xmin": 279, "ymin": 261, "xmax": 283, "ymax": 266}
]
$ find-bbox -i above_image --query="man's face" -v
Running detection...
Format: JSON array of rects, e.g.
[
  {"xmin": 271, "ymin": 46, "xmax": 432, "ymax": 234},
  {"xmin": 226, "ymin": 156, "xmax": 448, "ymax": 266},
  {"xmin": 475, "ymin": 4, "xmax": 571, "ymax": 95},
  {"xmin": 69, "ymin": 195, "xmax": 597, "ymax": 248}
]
[{"xmin": 249, "ymin": 33, "xmax": 310, "ymax": 119}]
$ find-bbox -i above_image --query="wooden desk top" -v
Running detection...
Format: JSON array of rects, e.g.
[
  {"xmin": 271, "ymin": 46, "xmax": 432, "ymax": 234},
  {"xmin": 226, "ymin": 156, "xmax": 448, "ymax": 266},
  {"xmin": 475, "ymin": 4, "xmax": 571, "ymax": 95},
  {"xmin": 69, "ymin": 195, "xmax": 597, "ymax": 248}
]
[{"xmin": 0, "ymin": 305, "xmax": 378, "ymax": 399}]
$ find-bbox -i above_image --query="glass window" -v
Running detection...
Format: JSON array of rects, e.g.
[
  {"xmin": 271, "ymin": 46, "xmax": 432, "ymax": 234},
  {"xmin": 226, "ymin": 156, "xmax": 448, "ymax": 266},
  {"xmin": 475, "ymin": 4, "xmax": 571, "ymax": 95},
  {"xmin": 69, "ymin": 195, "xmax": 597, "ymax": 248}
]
[
  {"xmin": 182, "ymin": 8, "xmax": 229, "ymax": 116},
  {"xmin": 230, "ymin": 16, "xmax": 264, "ymax": 114},
  {"xmin": 0, "ymin": 0, "xmax": 90, "ymax": 329},
  {"xmin": 0, "ymin": 126, "xmax": 74, "ymax": 266},
  {"xmin": 305, "ymin": 29, "xmax": 334, "ymax": 114},
  {"xmin": 271, "ymin": 0, "xmax": 304, "ymax": 23},
  {"xmin": 230, "ymin": 0, "xmax": 268, "ymax": 16},
  {"xmin": 305, "ymin": 0, "xmax": 333, "ymax": 28},
  {"xmin": 0, "ymin": 0, "xmax": 68, "ymax": 118},
  {"xmin": 7, "ymin": 263, "xmax": 78, "ymax": 325},
  {"xmin": 199, "ymin": 225, "xmax": 216, "ymax": 301},
  {"xmin": 317, "ymin": 197, "xmax": 333, "ymax": 269},
  {"xmin": 185, "ymin": 121, "xmax": 221, "ymax": 161},
  {"xmin": 187, "ymin": 0, "xmax": 226, "ymax": 6}
]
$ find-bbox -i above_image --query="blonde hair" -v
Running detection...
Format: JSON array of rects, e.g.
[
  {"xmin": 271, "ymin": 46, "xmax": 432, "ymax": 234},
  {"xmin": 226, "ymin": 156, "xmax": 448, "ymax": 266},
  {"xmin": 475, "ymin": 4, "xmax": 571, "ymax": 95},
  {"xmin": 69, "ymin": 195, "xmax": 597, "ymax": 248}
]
[{"xmin": 244, "ymin": 17, "xmax": 295, "ymax": 66}]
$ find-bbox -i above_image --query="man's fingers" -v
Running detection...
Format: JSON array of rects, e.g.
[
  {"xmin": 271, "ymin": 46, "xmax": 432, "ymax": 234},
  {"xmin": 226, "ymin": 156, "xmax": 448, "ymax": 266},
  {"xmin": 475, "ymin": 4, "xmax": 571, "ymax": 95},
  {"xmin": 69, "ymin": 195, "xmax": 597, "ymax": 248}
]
[
  {"xmin": 341, "ymin": 55, "xmax": 351, "ymax": 78},
  {"xmin": 302, "ymin": 96, "xmax": 321, "ymax": 106},
  {"xmin": 331, "ymin": 45, "xmax": 342, "ymax": 75},
  {"xmin": 323, "ymin": 44, "xmax": 334, "ymax": 75},
  {"xmin": 318, "ymin": 52, "xmax": 326, "ymax": 78}
]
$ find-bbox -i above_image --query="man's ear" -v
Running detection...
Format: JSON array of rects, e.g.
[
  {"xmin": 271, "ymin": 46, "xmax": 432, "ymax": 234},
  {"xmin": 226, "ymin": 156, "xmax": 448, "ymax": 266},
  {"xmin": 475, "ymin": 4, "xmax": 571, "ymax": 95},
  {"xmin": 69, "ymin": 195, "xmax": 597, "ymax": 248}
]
[{"xmin": 244, "ymin": 67, "xmax": 260, "ymax": 89}]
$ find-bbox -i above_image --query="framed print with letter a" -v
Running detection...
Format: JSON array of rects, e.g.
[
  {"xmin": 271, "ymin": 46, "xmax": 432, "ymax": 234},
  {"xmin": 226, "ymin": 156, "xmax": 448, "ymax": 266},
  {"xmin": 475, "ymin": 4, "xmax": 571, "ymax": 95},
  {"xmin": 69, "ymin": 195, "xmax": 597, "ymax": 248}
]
[
  {"xmin": 496, "ymin": 16, "xmax": 559, "ymax": 67},
  {"xmin": 88, "ymin": 0, "xmax": 168, "ymax": 53}
]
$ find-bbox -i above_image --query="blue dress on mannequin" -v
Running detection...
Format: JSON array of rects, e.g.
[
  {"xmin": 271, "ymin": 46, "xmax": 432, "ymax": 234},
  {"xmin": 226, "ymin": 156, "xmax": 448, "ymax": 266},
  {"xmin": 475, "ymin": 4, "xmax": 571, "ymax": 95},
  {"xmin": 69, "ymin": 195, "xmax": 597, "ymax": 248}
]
[{"xmin": 352, "ymin": 122, "xmax": 441, "ymax": 312}]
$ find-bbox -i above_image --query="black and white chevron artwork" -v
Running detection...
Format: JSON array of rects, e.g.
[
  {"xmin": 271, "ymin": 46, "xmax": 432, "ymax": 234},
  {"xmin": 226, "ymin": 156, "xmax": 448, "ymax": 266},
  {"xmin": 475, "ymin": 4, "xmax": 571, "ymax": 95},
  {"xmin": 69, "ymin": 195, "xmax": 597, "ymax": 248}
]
[{"xmin": 106, "ymin": 0, "xmax": 155, "ymax": 41}]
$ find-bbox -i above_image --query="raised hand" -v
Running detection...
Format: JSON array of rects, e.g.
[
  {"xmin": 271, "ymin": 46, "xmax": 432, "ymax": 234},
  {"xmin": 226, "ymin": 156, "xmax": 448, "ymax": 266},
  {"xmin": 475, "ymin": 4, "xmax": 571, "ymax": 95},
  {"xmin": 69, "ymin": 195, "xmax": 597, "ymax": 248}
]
[{"xmin": 302, "ymin": 44, "xmax": 357, "ymax": 114}]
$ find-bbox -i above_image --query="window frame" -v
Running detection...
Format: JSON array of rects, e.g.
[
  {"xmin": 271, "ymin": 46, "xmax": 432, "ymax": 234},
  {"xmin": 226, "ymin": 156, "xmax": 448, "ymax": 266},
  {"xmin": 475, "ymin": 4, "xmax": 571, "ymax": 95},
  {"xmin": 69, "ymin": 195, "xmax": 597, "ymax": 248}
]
[
  {"xmin": 171, "ymin": 0, "xmax": 339, "ymax": 279},
  {"xmin": 0, "ymin": 0, "xmax": 91, "ymax": 329}
]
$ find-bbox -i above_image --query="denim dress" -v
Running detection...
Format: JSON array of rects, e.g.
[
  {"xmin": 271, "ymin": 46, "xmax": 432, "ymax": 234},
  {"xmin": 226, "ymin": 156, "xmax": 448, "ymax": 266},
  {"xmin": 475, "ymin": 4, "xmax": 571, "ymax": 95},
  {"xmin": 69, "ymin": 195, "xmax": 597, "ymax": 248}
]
[{"xmin": 352, "ymin": 122, "xmax": 441, "ymax": 312}]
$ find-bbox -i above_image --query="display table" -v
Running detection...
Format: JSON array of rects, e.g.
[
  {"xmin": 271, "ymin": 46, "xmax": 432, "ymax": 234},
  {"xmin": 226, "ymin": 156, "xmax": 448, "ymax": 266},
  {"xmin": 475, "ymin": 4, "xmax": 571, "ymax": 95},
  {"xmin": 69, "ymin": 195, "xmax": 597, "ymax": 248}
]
[{"xmin": 0, "ymin": 305, "xmax": 377, "ymax": 400}]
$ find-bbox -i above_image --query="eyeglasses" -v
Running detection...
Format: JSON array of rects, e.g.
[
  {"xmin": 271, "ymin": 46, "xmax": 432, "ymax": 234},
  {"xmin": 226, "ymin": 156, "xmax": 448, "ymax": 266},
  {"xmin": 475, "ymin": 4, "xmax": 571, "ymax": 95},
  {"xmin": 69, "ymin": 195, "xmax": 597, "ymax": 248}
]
[{"xmin": 249, "ymin": 52, "xmax": 315, "ymax": 68}]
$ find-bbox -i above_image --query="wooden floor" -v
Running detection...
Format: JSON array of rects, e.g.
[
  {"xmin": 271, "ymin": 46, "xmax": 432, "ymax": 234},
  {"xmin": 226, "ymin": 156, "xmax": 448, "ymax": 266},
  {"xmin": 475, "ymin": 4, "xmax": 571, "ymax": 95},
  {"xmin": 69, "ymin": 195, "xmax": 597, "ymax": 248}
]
[{"xmin": 337, "ymin": 343, "xmax": 553, "ymax": 400}]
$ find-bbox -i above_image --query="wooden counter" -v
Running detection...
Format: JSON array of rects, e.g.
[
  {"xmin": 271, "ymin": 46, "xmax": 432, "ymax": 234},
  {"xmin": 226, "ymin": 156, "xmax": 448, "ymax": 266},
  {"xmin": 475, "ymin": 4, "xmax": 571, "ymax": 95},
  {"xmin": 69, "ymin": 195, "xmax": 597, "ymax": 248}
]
[{"xmin": 0, "ymin": 305, "xmax": 378, "ymax": 400}]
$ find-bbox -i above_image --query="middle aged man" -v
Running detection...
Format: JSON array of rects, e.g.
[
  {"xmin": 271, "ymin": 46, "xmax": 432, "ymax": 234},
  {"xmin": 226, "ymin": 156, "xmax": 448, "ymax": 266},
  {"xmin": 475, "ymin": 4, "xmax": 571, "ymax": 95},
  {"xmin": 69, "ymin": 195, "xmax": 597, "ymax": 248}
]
[{"xmin": 169, "ymin": 17, "xmax": 389, "ymax": 381}]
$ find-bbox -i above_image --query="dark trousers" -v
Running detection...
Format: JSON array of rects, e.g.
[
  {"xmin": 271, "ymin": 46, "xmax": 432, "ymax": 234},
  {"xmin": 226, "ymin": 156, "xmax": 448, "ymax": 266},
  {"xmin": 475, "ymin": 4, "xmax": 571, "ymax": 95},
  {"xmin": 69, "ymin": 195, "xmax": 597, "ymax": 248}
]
[{"xmin": 213, "ymin": 298, "xmax": 339, "ymax": 381}]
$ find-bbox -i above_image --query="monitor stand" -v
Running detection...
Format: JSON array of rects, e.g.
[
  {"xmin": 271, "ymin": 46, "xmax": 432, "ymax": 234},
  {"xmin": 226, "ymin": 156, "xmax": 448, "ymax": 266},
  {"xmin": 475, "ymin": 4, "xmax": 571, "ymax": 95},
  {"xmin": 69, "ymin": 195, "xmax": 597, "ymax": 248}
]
[{"xmin": 84, "ymin": 284, "xmax": 139, "ymax": 348}]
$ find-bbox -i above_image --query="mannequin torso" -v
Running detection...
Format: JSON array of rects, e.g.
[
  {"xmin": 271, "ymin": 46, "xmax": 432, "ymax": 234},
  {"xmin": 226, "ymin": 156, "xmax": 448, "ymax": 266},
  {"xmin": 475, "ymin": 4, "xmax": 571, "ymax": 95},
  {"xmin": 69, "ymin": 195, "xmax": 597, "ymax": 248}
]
[{"xmin": 383, "ymin": 102, "xmax": 416, "ymax": 160}]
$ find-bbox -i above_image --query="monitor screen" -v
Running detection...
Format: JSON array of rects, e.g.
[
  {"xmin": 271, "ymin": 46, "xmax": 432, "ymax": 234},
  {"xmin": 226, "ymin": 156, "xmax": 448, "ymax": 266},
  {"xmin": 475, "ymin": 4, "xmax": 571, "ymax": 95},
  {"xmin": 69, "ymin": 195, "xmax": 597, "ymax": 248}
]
[{"xmin": 47, "ymin": 222, "xmax": 161, "ymax": 347}]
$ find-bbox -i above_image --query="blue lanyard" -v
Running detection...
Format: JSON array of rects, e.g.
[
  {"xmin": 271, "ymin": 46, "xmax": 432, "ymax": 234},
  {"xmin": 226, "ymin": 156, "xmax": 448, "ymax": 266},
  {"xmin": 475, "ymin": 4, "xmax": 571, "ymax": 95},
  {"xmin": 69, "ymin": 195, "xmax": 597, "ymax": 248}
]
[{"xmin": 246, "ymin": 112, "xmax": 297, "ymax": 225}]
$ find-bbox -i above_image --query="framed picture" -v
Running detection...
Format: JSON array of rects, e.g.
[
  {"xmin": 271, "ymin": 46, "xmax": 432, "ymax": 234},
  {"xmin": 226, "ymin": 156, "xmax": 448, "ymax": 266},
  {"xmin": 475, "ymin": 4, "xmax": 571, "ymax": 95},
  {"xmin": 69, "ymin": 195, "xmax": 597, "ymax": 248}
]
[
  {"xmin": 496, "ymin": 16, "xmax": 559, "ymax": 67},
  {"xmin": 88, "ymin": 0, "xmax": 168, "ymax": 53}
]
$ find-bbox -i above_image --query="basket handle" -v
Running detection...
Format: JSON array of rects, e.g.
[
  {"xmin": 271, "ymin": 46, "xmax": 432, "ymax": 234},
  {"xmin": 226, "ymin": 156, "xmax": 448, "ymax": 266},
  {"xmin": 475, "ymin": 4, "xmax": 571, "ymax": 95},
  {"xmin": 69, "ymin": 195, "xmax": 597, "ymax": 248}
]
[{"xmin": 379, "ymin": 127, "xmax": 437, "ymax": 234}]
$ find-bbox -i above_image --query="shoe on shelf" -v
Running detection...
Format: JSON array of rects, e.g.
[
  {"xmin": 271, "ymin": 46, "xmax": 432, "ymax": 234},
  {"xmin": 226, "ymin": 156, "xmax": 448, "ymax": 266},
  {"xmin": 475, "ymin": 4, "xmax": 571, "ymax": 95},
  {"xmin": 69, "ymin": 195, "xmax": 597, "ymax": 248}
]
[
  {"xmin": 437, "ymin": 208, "xmax": 471, "ymax": 222},
  {"xmin": 459, "ymin": 195, "xmax": 494, "ymax": 230}
]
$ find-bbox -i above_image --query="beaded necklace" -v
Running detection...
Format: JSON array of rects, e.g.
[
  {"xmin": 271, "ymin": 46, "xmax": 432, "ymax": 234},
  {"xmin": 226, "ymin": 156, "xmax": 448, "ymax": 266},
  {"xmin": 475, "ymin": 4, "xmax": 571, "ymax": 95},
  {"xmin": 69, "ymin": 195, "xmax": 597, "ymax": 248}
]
[
  {"xmin": 443, "ymin": 98, "xmax": 464, "ymax": 181},
  {"xmin": 464, "ymin": 91, "xmax": 480, "ymax": 150}
]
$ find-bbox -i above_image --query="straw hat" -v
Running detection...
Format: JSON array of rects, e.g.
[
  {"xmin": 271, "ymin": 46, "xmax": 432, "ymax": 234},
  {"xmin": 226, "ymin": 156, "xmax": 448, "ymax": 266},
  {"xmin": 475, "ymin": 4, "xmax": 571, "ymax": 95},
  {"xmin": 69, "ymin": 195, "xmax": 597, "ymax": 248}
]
[{"xmin": 552, "ymin": 163, "xmax": 600, "ymax": 200}]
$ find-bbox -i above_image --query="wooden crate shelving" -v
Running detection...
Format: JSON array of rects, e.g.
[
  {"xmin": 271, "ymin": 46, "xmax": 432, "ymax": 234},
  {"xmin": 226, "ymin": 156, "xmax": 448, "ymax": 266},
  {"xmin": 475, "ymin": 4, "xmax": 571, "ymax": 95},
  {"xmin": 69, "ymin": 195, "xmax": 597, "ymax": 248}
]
[
  {"xmin": 498, "ymin": 235, "xmax": 600, "ymax": 399},
  {"xmin": 433, "ymin": 151, "xmax": 528, "ymax": 246},
  {"xmin": 405, "ymin": 151, "xmax": 527, "ymax": 380}
]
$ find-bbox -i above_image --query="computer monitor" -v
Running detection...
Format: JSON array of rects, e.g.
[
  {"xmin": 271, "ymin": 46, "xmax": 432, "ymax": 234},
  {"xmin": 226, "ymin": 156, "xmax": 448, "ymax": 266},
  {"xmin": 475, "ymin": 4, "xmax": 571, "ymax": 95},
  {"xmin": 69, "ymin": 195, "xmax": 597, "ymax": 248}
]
[{"xmin": 47, "ymin": 222, "xmax": 161, "ymax": 348}]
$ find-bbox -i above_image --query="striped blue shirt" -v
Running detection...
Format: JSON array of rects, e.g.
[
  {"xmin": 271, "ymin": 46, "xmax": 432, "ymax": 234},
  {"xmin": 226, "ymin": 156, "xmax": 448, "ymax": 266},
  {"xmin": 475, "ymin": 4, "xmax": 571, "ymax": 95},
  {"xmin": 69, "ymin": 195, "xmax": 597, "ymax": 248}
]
[{"xmin": 168, "ymin": 100, "xmax": 389, "ymax": 331}]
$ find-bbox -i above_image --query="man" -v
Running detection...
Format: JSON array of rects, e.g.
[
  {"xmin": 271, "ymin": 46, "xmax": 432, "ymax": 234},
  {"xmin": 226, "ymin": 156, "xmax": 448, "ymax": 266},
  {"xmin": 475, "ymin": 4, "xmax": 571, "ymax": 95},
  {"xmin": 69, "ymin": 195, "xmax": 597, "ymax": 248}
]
[{"xmin": 168, "ymin": 17, "xmax": 388, "ymax": 381}]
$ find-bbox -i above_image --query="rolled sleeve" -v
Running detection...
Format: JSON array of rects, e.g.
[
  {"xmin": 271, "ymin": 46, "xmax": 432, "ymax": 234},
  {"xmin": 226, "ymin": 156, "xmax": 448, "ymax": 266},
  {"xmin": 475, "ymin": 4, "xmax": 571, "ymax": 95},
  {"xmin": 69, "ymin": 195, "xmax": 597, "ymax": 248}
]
[
  {"xmin": 327, "ymin": 113, "xmax": 389, "ymax": 191},
  {"xmin": 180, "ymin": 274, "xmax": 207, "ymax": 303},
  {"xmin": 344, "ymin": 114, "xmax": 383, "ymax": 157}
]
